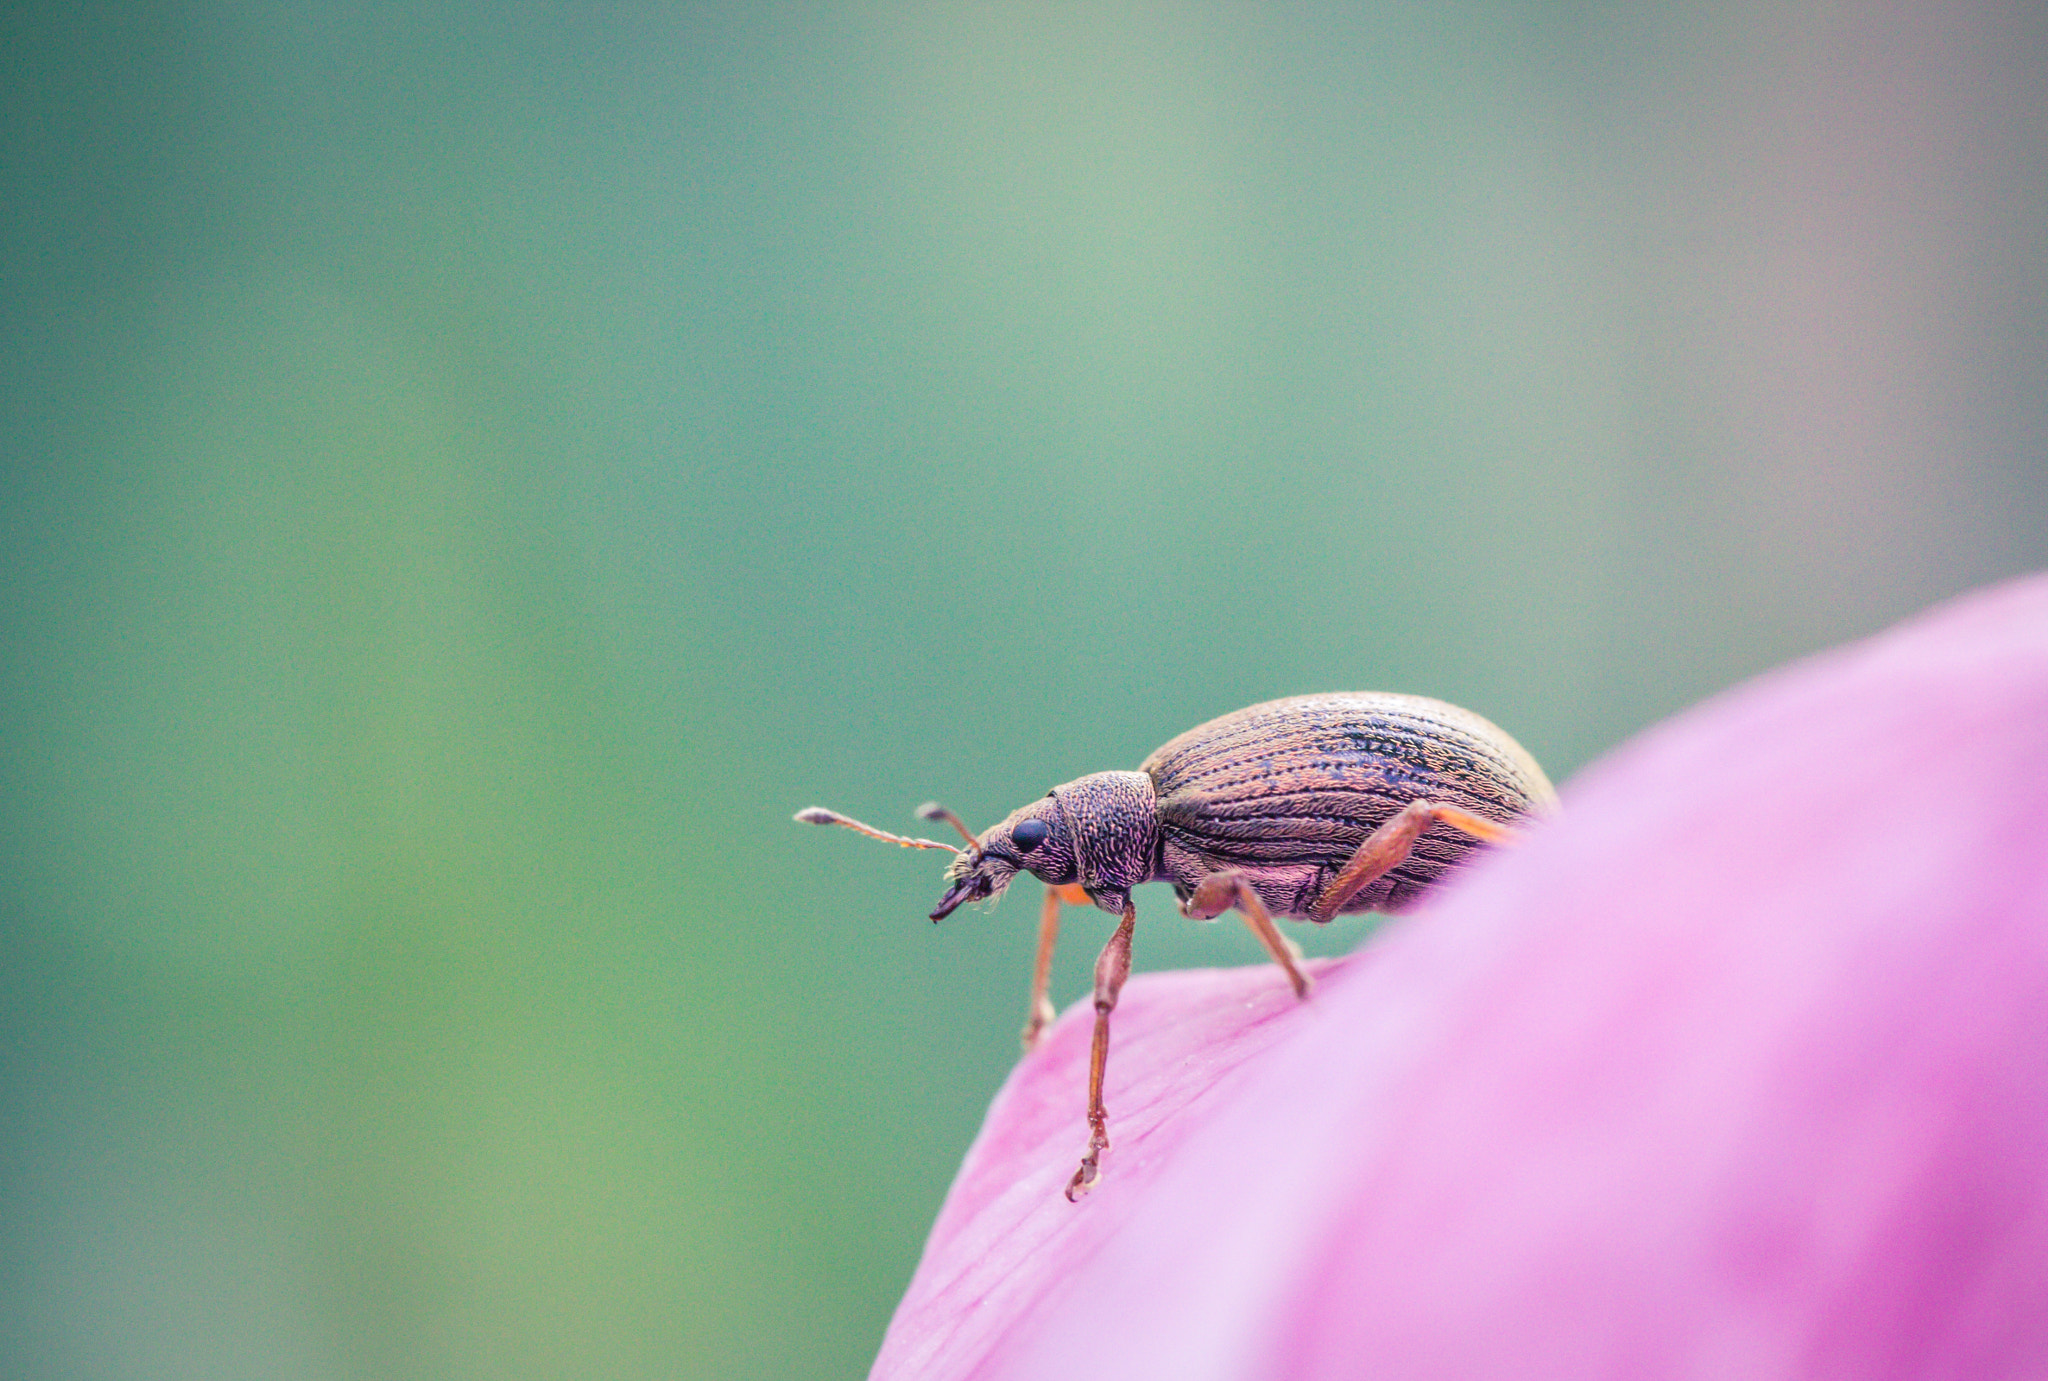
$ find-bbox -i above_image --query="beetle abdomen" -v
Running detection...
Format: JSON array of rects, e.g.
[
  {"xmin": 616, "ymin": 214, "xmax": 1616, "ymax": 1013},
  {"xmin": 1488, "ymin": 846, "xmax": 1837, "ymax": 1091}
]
[{"xmin": 1141, "ymin": 692, "xmax": 1556, "ymax": 917}]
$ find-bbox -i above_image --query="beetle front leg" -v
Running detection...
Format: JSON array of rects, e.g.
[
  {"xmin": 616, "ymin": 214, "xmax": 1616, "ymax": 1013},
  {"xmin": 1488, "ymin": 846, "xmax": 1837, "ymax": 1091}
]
[
  {"xmin": 1185, "ymin": 871, "xmax": 1311, "ymax": 999},
  {"xmin": 1065, "ymin": 902, "xmax": 1135, "ymax": 1201},
  {"xmin": 1309, "ymin": 799, "xmax": 1521, "ymax": 923}
]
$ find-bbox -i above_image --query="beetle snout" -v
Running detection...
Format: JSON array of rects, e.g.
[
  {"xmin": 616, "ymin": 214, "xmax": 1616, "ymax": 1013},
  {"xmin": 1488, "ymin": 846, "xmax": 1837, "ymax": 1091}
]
[{"xmin": 930, "ymin": 873, "xmax": 991, "ymax": 921}]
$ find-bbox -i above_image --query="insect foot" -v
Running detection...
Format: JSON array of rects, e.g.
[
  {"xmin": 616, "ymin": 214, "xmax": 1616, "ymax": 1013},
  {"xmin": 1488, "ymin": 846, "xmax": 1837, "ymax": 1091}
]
[{"xmin": 1066, "ymin": 1118, "xmax": 1110, "ymax": 1202}]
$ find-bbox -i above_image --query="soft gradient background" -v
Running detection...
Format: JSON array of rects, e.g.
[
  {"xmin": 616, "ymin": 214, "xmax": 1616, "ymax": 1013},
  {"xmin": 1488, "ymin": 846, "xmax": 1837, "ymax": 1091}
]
[{"xmin": 3, "ymin": 3, "xmax": 2043, "ymax": 1378}]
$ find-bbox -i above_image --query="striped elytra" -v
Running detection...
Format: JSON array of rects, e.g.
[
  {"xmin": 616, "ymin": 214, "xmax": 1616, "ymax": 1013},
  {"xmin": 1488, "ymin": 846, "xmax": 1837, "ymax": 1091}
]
[{"xmin": 1141, "ymin": 693, "xmax": 1557, "ymax": 918}]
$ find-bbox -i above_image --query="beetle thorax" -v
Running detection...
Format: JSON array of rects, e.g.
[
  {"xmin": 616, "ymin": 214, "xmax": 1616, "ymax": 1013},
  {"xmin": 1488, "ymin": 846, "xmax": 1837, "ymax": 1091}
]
[{"xmin": 1052, "ymin": 771, "xmax": 1158, "ymax": 913}]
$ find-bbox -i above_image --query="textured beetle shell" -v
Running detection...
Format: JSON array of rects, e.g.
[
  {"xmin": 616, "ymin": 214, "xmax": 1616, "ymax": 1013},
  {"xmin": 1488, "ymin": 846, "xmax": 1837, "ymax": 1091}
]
[
  {"xmin": 1141, "ymin": 692, "xmax": 1557, "ymax": 919},
  {"xmin": 1051, "ymin": 771, "xmax": 1157, "ymax": 912}
]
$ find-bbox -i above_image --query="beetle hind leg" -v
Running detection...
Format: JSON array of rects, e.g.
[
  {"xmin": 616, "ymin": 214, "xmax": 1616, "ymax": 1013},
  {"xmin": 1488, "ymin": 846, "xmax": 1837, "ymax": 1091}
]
[{"xmin": 1309, "ymin": 800, "xmax": 1520, "ymax": 923}]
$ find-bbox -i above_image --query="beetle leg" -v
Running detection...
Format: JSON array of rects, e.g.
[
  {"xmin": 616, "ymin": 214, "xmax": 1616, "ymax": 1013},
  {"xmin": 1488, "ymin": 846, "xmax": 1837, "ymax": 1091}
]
[
  {"xmin": 1066, "ymin": 902, "xmax": 1136, "ymax": 1201},
  {"xmin": 1022, "ymin": 883, "xmax": 1087, "ymax": 1049},
  {"xmin": 1185, "ymin": 871, "xmax": 1311, "ymax": 999},
  {"xmin": 1309, "ymin": 800, "xmax": 1520, "ymax": 923}
]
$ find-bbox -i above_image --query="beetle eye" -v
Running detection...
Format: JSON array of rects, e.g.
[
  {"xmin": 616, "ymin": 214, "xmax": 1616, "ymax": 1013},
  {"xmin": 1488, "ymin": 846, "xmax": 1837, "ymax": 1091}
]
[{"xmin": 1010, "ymin": 818, "xmax": 1050, "ymax": 852}]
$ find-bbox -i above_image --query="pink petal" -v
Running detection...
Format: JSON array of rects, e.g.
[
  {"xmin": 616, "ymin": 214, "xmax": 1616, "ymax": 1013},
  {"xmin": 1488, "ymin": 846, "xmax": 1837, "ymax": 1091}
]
[
  {"xmin": 880, "ymin": 573, "xmax": 2048, "ymax": 1381},
  {"xmin": 873, "ymin": 955, "xmax": 1356, "ymax": 1381}
]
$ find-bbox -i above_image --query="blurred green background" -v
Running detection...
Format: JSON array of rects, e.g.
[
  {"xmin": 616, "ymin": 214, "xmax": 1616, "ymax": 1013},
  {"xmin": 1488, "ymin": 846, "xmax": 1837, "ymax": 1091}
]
[{"xmin": 3, "ymin": 1, "xmax": 2043, "ymax": 1376}]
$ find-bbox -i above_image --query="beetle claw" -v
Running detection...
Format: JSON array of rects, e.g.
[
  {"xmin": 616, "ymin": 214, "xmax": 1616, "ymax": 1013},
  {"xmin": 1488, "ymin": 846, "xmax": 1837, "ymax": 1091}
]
[
  {"xmin": 1065, "ymin": 1151, "xmax": 1102, "ymax": 1201},
  {"xmin": 1066, "ymin": 1112, "xmax": 1111, "ymax": 1201}
]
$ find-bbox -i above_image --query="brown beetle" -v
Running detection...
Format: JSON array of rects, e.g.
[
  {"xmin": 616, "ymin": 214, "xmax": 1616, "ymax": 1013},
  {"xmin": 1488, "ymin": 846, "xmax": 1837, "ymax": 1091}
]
[{"xmin": 798, "ymin": 691, "xmax": 1556, "ymax": 1200}]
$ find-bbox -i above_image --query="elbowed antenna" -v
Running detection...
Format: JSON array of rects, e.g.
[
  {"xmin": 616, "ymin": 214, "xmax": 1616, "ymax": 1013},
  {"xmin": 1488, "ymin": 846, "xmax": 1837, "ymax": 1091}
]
[
  {"xmin": 914, "ymin": 802, "xmax": 983, "ymax": 861},
  {"xmin": 793, "ymin": 806, "xmax": 961, "ymax": 854}
]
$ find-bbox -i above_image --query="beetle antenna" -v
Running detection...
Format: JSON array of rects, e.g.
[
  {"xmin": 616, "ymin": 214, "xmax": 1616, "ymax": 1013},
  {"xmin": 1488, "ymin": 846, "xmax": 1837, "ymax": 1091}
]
[
  {"xmin": 914, "ymin": 802, "xmax": 983, "ymax": 860},
  {"xmin": 793, "ymin": 806, "xmax": 961, "ymax": 854}
]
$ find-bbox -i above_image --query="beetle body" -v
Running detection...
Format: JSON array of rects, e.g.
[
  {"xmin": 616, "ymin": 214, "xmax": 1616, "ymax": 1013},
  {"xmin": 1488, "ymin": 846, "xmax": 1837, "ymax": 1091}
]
[
  {"xmin": 934, "ymin": 691, "xmax": 1556, "ymax": 923},
  {"xmin": 799, "ymin": 690, "xmax": 1554, "ymax": 1200}
]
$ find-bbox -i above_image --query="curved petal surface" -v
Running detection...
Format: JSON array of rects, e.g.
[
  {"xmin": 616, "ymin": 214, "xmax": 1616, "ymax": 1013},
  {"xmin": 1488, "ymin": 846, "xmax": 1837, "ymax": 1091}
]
[{"xmin": 881, "ymin": 573, "xmax": 2048, "ymax": 1381}]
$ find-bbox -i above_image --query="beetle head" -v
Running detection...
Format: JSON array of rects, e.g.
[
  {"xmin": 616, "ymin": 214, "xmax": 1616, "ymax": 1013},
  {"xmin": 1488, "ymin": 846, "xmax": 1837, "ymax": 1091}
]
[
  {"xmin": 931, "ymin": 772, "xmax": 1159, "ymax": 918},
  {"xmin": 796, "ymin": 771, "xmax": 1157, "ymax": 921},
  {"xmin": 929, "ymin": 797, "xmax": 1075, "ymax": 920}
]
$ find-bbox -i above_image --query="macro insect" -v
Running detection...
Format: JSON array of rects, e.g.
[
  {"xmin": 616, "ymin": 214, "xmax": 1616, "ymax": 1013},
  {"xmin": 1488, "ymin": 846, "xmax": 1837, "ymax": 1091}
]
[{"xmin": 797, "ymin": 691, "xmax": 1556, "ymax": 1200}]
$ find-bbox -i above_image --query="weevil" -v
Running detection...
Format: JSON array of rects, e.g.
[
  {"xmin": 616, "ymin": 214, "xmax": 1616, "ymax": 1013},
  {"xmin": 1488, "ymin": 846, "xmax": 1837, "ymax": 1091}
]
[{"xmin": 797, "ymin": 691, "xmax": 1557, "ymax": 1200}]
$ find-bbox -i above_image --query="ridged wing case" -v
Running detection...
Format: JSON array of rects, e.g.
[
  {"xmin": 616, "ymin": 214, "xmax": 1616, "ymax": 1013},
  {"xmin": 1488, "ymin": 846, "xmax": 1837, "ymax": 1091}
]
[{"xmin": 1140, "ymin": 692, "xmax": 1556, "ymax": 917}]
